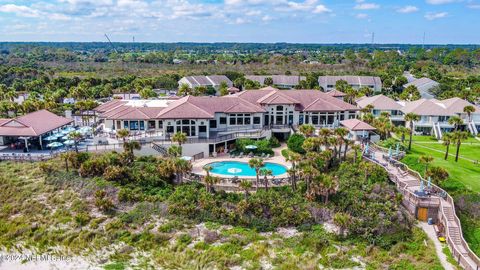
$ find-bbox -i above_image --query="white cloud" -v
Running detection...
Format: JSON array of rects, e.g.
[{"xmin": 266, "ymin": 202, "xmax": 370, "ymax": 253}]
[
  {"xmin": 426, "ymin": 0, "xmax": 457, "ymax": 4},
  {"xmin": 425, "ymin": 11, "xmax": 448, "ymax": 20},
  {"xmin": 262, "ymin": 15, "xmax": 273, "ymax": 21},
  {"xmin": 397, "ymin": 5, "xmax": 419, "ymax": 13},
  {"xmin": 313, "ymin": 4, "xmax": 332, "ymax": 13},
  {"xmin": 355, "ymin": 13, "xmax": 368, "ymax": 19},
  {"xmin": 354, "ymin": 2, "xmax": 379, "ymax": 10},
  {"xmin": 0, "ymin": 4, "xmax": 41, "ymax": 17}
]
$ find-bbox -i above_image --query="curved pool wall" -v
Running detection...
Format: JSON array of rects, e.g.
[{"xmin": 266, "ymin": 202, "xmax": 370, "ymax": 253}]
[{"xmin": 206, "ymin": 161, "xmax": 288, "ymax": 177}]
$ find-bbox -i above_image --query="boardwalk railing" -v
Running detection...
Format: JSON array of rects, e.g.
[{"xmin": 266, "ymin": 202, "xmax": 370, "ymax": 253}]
[{"xmin": 367, "ymin": 143, "xmax": 480, "ymax": 270}]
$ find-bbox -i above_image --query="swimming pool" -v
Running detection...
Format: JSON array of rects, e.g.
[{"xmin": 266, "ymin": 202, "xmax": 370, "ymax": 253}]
[{"xmin": 206, "ymin": 161, "xmax": 288, "ymax": 177}]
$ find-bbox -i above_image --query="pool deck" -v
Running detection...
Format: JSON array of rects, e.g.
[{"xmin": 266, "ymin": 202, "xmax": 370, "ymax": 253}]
[{"xmin": 191, "ymin": 145, "xmax": 291, "ymax": 179}]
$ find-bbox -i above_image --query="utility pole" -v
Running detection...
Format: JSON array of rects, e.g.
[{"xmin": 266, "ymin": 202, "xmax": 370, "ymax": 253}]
[
  {"xmin": 104, "ymin": 34, "xmax": 118, "ymax": 53},
  {"xmin": 371, "ymin": 32, "xmax": 375, "ymax": 47},
  {"xmin": 133, "ymin": 36, "xmax": 135, "ymax": 43}
]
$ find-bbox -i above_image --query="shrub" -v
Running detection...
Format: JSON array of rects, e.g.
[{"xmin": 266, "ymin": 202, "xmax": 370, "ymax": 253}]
[
  {"xmin": 80, "ymin": 156, "xmax": 109, "ymax": 177},
  {"xmin": 269, "ymin": 136, "xmax": 280, "ymax": 148},
  {"xmin": 94, "ymin": 190, "xmax": 115, "ymax": 213},
  {"xmin": 287, "ymin": 134, "xmax": 305, "ymax": 154},
  {"xmin": 118, "ymin": 187, "xmax": 143, "ymax": 203},
  {"xmin": 74, "ymin": 212, "xmax": 91, "ymax": 227},
  {"xmin": 103, "ymin": 165, "xmax": 132, "ymax": 185}
]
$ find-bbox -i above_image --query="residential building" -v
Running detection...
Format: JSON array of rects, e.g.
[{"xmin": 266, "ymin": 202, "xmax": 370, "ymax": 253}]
[
  {"xmin": 403, "ymin": 77, "xmax": 439, "ymax": 99},
  {"xmin": 96, "ymin": 87, "xmax": 358, "ymax": 155},
  {"xmin": 356, "ymin": 94, "xmax": 480, "ymax": 137},
  {"xmin": 356, "ymin": 94, "xmax": 405, "ymax": 124},
  {"xmin": 318, "ymin": 76, "xmax": 382, "ymax": 92},
  {"xmin": 245, "ymin": 75, "xmax": 306, "ymax": 89},
  {"xmin": 178, "ymin": 75, "xmax": 233, "ymax": 90}
]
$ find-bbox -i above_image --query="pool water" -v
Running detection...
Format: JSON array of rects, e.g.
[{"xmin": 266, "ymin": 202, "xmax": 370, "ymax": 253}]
[{"xmin": 207, "ymin": 161, "xmax": 288, "ymax": 177}]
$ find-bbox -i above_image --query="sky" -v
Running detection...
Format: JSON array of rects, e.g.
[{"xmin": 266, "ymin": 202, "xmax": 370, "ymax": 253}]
[{"xmin": 0, "ymin": 0, "xmax": 479, "ymax": 44}]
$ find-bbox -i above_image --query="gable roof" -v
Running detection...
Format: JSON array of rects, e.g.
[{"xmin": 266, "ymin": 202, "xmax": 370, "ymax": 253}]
[
  {"xmin": 436, "ymin": 97, "xmax": 480, "ymax": 115},
  {"xmin": 0, "ymin": 110, "xmax": 73, "ymax": 137},
  {"xmin": 404, "ymin": 77, "xmax": 439, "ymax": 99},
  {"xmin": 325, "ymin": 90, "xmax": 347, "ymax": 97},
  {"xmin": 356, "ymin": 94, "xmax": 403, "ymax": 110},
  {"xmin": 245, "ymin": 75, "xmax": 306, "ymax": 86},
  {"xmin": 401, "ymin": 99, "xmax": 453, "ymax": 116},
  {"xmin": 341, "ymin": 119, "xmax": 376, "ymax": 131},
  {"xmin": 318, "ymin": 76, "xmax": 382, "ymax": 87}
]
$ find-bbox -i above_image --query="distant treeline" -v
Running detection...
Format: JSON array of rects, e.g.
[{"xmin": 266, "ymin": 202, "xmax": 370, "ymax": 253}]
[{"xmin": 1, "ymin": 42, "xmax": 479, "ymax": 53}]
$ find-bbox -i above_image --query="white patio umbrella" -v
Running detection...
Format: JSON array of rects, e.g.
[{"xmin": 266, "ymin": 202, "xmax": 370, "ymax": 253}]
[
  {"xmin": 63, "ymin": 140, "xmax": 75, "ymax": 146},
  {"xmin": 47, "ymin": 142, "xmax": 63, "ymax": 148}
]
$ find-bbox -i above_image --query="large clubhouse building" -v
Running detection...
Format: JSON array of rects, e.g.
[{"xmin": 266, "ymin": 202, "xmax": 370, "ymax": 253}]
[{"xmin": 96, "ymin": 87, "xmax": 358, "ymax": 141}]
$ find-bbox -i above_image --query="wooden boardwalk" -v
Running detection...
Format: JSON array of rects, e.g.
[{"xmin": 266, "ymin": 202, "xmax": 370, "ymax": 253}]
[{"xmin": 365, "ymin": 145, "xmax": 479, "ymax": 270}]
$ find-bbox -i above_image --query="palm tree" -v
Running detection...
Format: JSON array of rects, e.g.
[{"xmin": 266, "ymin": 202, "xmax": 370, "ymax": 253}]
[
  {"xmin": 362, "ymin": 113, "xmax": 374, "ymax": 124},
  {"xmin": 452, "ymin": 131, "xmax": 468, "ymax": 162},
  {"xmin": 167, "ymin": 145, "xmax": 182, "ymax": 157},
  {"xmin": 351, "ymin": 144, "xmax": 361, "ymax": 163},
  {"xmin": 68, "ymin": 131, "xmax": 83, "ymax": 153},
  {"xmin": 333, "ymin": 212, "xmax": 351, "ymax": 237},
  {"xmin": 404, "ymin": 113, "xmax": 420, "ymax": 150},
  {"xmin": 283, "ymin": 150, "xmax": 301, "ymax": 190},
  {"xmin": 319, "ymin": 174, "xmax": 337, "ymax": 204},
  {"xmin": 419, "ymin": 155, "xmax": 434, "ymax": 175},
  {"xmin": 442, "ymin": 133, "xmax": 453, "ymax": 160},
  {"xmin": 360, "ymin": 104, "xmax": 374, "ymax": 114},
  {"xmin": 448, "ymin": 116, "xmax": 463, "ymax": 131},
  {"xmin": 299, "ymin": 124, "xmax": 315, "ymax": 137},
  {"xmin": 318, "ymin": 128, "xmax": 331, "ymax": 149},
  {"xmin": 463, "ymin": 105, "xmax": 476, "ymax": 122},
  {"xmin": 395, "ymin": 126, "xmax": 410, "ymax": 143},
  {"xmin": 172, "ymin": 132, "xmax": 187, "ymax": 146},
  {"xmin": 123, "ymin": 140, "xmax": 141, "ymax": 155},
  {"xmin": 248, "ymin": 158, "xmax": 264, "ymax": 189},
  {"xmin": 300, "ymin": 163, "xmax": 319, "ymax": 193},
  {"xmin": 239, "ymin": 180, "xmax": 252, "ymax": 199},
  {"xmin": 260, "ymin": 168, "xmax": 273, "ymax": 191},
  {"xmin": 173, "ymin": 158, "xmax": 192, "ymax": 184},
  {"xmin": 334, "ymin": 128, "xmax": 348, "ymax": 160},
  {"xmin": 204, "ymin": 174, "xmax": 220, "ymax": 193},
  {"xmin": 116, "ymin": 129, "xmax": 130, "ymax": 143},
  {"xmin": 343, "ymin": 139, "xmax": 352, "ymax": 161}
]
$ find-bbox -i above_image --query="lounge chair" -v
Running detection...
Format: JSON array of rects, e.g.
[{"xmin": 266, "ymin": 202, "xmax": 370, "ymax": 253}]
[
  {"xmin": 265, "ymin": 154, "xmax": 271, "ymax": 159},
  {"xmin": 238, "ymin": 152, "xmax": 244, "ymax": 158}
]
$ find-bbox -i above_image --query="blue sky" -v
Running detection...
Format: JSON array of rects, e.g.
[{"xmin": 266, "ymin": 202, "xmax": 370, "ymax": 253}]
[{"xmin": 0, "ymin": 0, "xmax": 479, "ymax": 44}]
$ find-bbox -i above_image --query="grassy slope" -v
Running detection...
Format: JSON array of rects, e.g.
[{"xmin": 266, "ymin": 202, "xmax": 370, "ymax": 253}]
[
  {"xmin": 401, "ymin": 136, "xmax": 480, "ymax": 256},
  {"xmin": 0, "ymin": 160, "xmax": 444, "ymax": 269}
]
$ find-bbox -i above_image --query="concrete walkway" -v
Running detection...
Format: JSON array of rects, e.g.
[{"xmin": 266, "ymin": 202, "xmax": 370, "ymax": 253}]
[{"xmin": 418, "ymin": 222, "xmax": 456, "ymax": 270}]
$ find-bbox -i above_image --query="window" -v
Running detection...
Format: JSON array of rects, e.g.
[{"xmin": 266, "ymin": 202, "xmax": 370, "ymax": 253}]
[
  {"xmin": 276, "ymin": 105, "xmax": 284, "ymax": 111},
  {"xmin": 158, "ymin": 121, "xmax": 163, "ymax": 128},
  {"xmin": 116, "ymin": 121, "xmax": 121, "ymax": 130},
  {"xmin": 175, "ymin": 119, "xmax": 197, "ymax": 136},
  {"xmin": 124, "ymin": 121, "xmax": 129, "ymax": 129},
  {"xmin": 139, "ymin": 121, "xmax": 145, "ymax": 130},
  {"xmin": 253, "ymin": 117, "xmax": 260, "ymax": 124},
  {"xmin": 148, "ymin": 121, "xmax": 156, "ymax": 129},
  {"xmin": 210, "ymin": 120, "xmax": 217, "ymax": 128},
  {"xmin": 199, "ymin": 126, "xmax": 207, "ymax": 132},
  {"xmin": 220, "ymin": 117, "xmax": 227, "ymax": 124},
  {"xmin": 312, "ymin": 115, "xmax": 319, "ymax": 125},
  {"xmin": 130, "ymin": 121, "xmax": 139, "ymax": 130},
  {"xmin": 166, "ymin": 126, "xmax": 174, "ymax": 133},
  {"xmin": 228, "ymin": 114, "xmax": 251, "ymax": 126}
]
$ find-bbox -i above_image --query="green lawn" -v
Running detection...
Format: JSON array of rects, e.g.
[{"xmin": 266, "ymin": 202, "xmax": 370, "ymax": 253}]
[
  {"xmin": 402, "ymin": 141, "xmax": 480, "ymax": 192},
  {"xmin": 413, "ymin": 141, "xmax": 480, "ymax": 163}
]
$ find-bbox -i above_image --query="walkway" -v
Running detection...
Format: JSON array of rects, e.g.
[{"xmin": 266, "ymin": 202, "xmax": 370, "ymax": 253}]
[
  {"xmin": 366, "ymin": 146, "xmax": 480, "ymax": 270},
  {"xmin": 418, "ymin": 222, "xmax": 456, "ymax": 270}
]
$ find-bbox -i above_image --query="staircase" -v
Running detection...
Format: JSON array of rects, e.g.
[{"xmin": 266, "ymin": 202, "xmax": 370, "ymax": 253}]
[
  {"xmin": 468, "ymin": 121, "xmax": 478, "ymax": 136},
  {"xmin": 433, "ymin": 122, "xmax": 442, "ymax": 139},
  {"xmin": 152, "ymin": 142, "xmax": 169, "ymax": 156}
]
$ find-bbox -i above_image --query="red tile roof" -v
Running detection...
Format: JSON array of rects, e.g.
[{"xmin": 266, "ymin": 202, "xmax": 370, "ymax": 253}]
[
  {"xmin": 340, "ymin": 119, "xmax": 376, "ymax": 131},
  {"xmin": 0, "ymin": 110, "xmax": 73, "ymax": 137},
  {"xmin": 97, "ymin": 88, "xmax": 356, "ymax": 120},
  {"xmin": 325, "ymin": 89, "xmax": 347, "ymax": 97}
]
